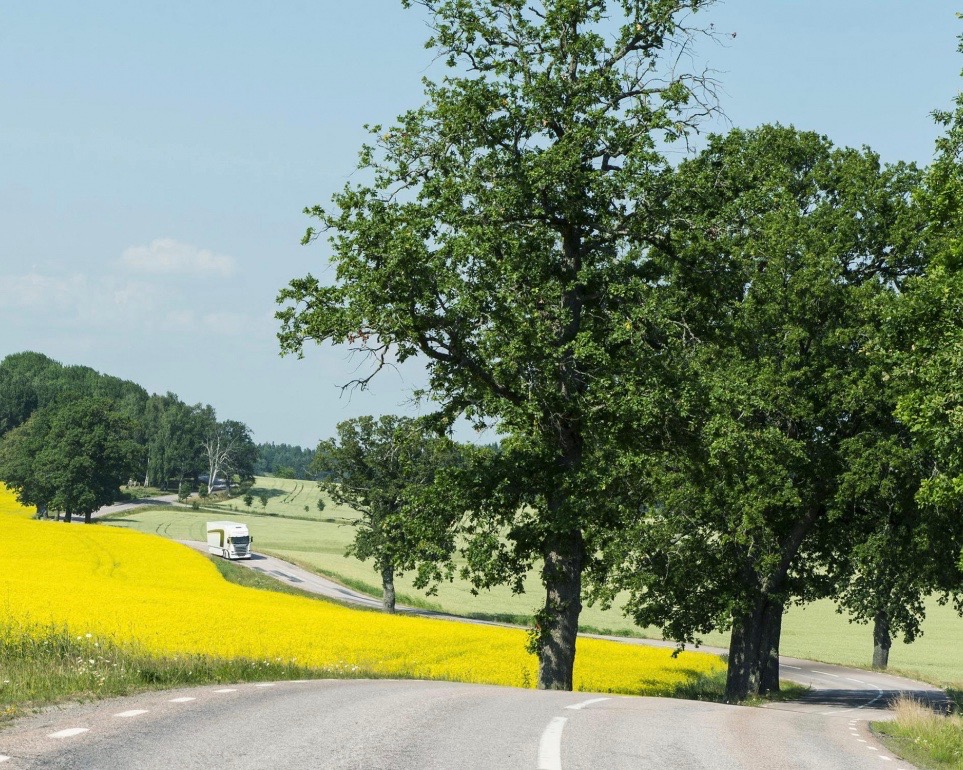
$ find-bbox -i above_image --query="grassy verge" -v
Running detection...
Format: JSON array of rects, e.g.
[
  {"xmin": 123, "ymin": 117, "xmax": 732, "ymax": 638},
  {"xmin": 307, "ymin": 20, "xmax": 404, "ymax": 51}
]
[
  {"xmin": 874, "ymin": 696, "xmax": 963, "ymax": 769},
  {"xmin": 0, "ymin": 621, "xmax": 387, "ymax": 728}
]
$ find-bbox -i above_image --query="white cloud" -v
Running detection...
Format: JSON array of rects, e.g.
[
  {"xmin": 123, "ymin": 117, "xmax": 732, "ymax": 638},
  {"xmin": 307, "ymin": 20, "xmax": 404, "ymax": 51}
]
[
  {"xmin": 0, "ymin": 272, "xmax": 88, "ymax": 310},
  {"xmin": 120, "ymin": 238, "xmax": 236, "ymax": 277}
]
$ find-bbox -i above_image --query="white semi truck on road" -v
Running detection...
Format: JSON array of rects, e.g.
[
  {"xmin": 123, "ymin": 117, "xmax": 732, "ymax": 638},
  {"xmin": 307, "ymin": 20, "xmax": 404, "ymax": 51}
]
[{"xmin": 206, "ymin": 521, "xmax": 252, "ymax": 560}]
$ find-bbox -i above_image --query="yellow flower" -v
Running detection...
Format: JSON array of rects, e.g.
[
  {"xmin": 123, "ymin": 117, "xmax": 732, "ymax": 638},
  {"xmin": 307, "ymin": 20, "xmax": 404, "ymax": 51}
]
[{"xmin": 0, "ymin": 486, "xmax": 722, "ymax": 694}]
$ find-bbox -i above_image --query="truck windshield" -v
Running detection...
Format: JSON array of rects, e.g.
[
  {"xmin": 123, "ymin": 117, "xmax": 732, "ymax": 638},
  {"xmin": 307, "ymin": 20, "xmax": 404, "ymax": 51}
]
[{"xmin": 230, "ymin": 536, "xmax": 250, "ymax": 546}]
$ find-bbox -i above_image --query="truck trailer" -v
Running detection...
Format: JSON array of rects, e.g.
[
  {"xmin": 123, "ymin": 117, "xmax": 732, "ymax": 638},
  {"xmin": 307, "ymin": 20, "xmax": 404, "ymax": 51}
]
[{"xmin": 206, "ymin": 521, "xmax": 252, "ymax": 560}]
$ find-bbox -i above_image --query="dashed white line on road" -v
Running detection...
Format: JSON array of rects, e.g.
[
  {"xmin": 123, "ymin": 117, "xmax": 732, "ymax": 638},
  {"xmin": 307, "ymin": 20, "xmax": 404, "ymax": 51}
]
[
  {"xmin": 214, "ymin": 688, "xmax": 237, "ymax": 693},
  {"xmin": 565, "ymin": 697, "xmax": 610, "ymax": 711},
  {"xmin": 812, "ymin": 671, "xmax": 840, "ymax": 678},
  {"xmin": 114, "ymin": 710, "xmax": 148, "ymax": 718},
  {"xmin": 48, "ymin": 728, "xmax": 89, "ymax": 739},
  {"xmin": 537, "ymin": 716, "xmax": 567, "ymax": 770},
  {"xmin": 783, "ymin": 664, "xmax": 801, "ymax": 670},
  {"xmin": 879, "ymin": 757, "xmax": 892, "ymax": 762},
  {"xmin": 846, "ymin": 678, "xmax": 867, "ymax": 684},
  {"xmin": 0, "ymin": 755, "xmax": 11, "ymax": 762},
  {"xmin": 169, "ymin": 697, "xmax": 196, "ymax": 703},
  {"xmin": 254, "ymin": 683, "xmax": 276, "ymax": 688},
  {"xmin": 866, "ymin": 746, "xmax": 878, "ymax": 751}
]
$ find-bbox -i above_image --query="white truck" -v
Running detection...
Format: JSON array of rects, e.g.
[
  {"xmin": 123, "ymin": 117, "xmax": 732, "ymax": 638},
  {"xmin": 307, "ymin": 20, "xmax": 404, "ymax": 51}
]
[{"xmin": 206, "ymin": 521, "xmax": 253, "ymax": 560}]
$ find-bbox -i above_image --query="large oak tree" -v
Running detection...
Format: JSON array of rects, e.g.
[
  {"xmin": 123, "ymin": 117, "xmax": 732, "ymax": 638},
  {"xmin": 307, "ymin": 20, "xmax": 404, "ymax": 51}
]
[
  {"xmin": 278, "ymin": 0, "xmax": 718, "ymax": 689},
  {"xmin": 595, "ymin": 125, "xmax": 933, "ymax": 700}
]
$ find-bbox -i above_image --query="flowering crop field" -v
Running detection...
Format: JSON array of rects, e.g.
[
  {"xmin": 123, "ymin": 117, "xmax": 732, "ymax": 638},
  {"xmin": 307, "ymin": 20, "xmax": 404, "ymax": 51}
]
[
  {"xmin": 0, "ymin": 486, "xmax": 723, "ymax": 695},
  {"xmin": 0, "ymin": 486, "xmax": 37, "ymax": 518}
]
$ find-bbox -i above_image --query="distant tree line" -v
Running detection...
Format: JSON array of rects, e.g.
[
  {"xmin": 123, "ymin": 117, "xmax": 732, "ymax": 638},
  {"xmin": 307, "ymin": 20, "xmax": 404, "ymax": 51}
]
[
  {"xmin": 254, "ymin": 442, "xmax": 317, "ymax": 480},
  {"xmin": 0, "ymin": 352, "xmax": 257, "ymax": 521}
]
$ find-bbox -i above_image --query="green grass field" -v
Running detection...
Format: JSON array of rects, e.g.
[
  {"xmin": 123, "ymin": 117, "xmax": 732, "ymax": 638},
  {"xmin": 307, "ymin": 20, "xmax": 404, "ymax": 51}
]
[{"xmin": 104, "ymin": 476, "xmax": 963, "ymax": 686}]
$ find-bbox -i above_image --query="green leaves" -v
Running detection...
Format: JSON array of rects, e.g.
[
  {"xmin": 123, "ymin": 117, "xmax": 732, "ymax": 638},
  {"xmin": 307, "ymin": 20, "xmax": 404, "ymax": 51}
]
[{"xmin": 313, "ymin": 416, "xmax": 463, "ymax": 589}]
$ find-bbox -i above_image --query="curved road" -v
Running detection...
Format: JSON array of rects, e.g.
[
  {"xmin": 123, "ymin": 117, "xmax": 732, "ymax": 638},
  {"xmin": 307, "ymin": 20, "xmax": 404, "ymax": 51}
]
[{"xmin": 0, "ymin": 680, "xmax": 917, "ymax": 768}]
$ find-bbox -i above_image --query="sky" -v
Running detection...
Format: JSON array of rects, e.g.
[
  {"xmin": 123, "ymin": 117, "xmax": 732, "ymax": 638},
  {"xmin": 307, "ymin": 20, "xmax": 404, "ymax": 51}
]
[{"xmin": 1, "ymin": 1, "xmax": 959, "ymax": 448}]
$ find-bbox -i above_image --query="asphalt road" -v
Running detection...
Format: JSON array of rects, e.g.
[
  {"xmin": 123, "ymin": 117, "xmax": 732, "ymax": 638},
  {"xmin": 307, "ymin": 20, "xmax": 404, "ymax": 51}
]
[{"xmin": 0, "ymin": 680, "xmax": 918, "ymax": 769}]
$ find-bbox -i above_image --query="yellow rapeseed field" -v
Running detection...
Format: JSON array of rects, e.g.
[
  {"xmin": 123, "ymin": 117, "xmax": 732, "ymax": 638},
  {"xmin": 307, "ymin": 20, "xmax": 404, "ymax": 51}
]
[
  {"xmin": 0, "ymin": 486, "xmax": 723, "ymax": 695},
  {"xmin": 0, "ymin": 486, "xmax": 36, "ymax": 518}
]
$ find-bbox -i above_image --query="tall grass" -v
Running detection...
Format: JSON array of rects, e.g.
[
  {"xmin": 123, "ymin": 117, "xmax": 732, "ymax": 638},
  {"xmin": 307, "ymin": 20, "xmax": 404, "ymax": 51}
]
[
  {"xmin": 0, "ymin": 621, "xmax": 381, "ymax": 726},
  {"xmin": 875, "ymin": 696, "xmax": 963, "ymax": 769}
]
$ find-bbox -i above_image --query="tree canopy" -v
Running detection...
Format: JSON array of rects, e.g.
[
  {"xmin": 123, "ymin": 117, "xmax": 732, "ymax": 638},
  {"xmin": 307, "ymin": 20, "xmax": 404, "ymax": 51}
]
[
  {"xmin": 279, "ymin": 0, "xmax": 721, "ymax": 691},
  {"xmin": 0, "ymin": 398, "xmax": 141, "ymax": 523},
  {"xmin": 313, "ymin": 415, "xmax": 462, "ymax": 613}
]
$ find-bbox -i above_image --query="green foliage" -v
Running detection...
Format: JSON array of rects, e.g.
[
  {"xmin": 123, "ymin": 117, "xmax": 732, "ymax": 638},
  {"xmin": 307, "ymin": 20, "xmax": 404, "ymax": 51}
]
[
  {"xmin": 0, "ymin": 397, "xmax": 141, "ymax": 521},
  {"xmin": 313, "ymin": 415, "xmax": 462, "ymax": 593},
  {"xmin": 254, "ymin": 443, "xmax": 316, "ymax": 479},
  {"xmin": 591, "ymin": 124, "xmax": 944, "ymax": 698},
  {"xmin": 259, "ymin": 493, "xmax": 268, "ymax": 509},
  {"xmin": 277, "ymin": 0, "xmax": 720, "ymax": 687}
]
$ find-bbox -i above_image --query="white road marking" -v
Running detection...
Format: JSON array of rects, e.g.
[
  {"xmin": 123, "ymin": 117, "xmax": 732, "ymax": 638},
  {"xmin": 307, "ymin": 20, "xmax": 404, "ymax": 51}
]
[
  {"xmin": 866, "ymin": 746, "xmax": 878, "ymax": 750},
  {"xmin": 565, "ymin": 697, "xmax": 610, "ymax": 711},
  {"xmin": 214, "ymin": 688, "xmax": 237, "ymax": 693},
  {"xmin": 169, "ymin": 697, "xmax": 196, "ymax": 703},
  {"xmin": 254, "ymin": 683, "xmax": 276, "ymax": 688},
  {"xmin": 114, "ymin": 709, "xmax": 148, "ymax": 718},
  {"xmin": 0, "ymin": 755, "xmax": 10, "ymax": 762},
  {"xmin": 857, "ymin": 739, "xmax": 867, "ymax": 743},
  {"xmin": 537, "ymin": 716, "xmax": 567, "ymax": 770},
  {"xmin": 783, "ymin": 664, "xmax": 801, "ymax": 670},
  {"xmin": 846, "ymin": 678, "xmax": 867, "ymax": 684},
  {"xmin": 812, "ymin": 671, "xmax": 840, "ymax": 678},
  {"xmin": 880, "ymin": 757, "xmax": 892, "ymax": 762},
  {"xmin": 48, "ymin": 728, "xmax": 89, "ymax": 739}
]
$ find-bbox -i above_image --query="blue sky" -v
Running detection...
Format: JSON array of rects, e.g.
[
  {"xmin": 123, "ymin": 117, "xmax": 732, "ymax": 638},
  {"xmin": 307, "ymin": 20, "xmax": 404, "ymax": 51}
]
[{"xmin": 0, "ymin": 1, "xmax": 958, "ymax": 447}]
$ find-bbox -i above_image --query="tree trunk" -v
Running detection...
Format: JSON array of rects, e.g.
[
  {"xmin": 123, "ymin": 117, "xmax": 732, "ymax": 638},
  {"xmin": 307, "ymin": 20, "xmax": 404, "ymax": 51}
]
[
  {"xmin": 84, "ymin": 511, "xmax": 92, "ymax": 524},
  {"xmin": 381, "ymin": 564, "xmax": 396, "ymax": 614},
  {"xmin": 759, "ymin": 599, "xmax": 784, "ymax": 695},
  {"xmin": 725, "ymin": 595, "xmax": 783, "ymax": 701},
  {"xmin": 872, "ymin": 611, "xmax": 891, "ymax": 669},
  {"xmin": 63, "ymin": 510, "xmax": 72, "ymax": 523},
  {"xmin": 537, "ymin": 530, "xmax": 584, "ymax": 691}
]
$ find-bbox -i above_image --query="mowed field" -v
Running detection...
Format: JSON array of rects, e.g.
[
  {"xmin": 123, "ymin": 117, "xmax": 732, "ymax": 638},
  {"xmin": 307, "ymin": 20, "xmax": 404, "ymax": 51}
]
[
  {"xmin": 0, "ymin": 485, "xmax": 724, "ymax": 696},
  {"xmin": 108, "ymin": 477, "xmax": 963, "ymax": 686}
]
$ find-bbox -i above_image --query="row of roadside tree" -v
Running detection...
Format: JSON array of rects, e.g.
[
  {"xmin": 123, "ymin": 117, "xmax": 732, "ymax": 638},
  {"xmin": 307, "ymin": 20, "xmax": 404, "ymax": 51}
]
[{"xmin": 276, "ymin": 0, "xmax": 963, "ymax": 701}]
